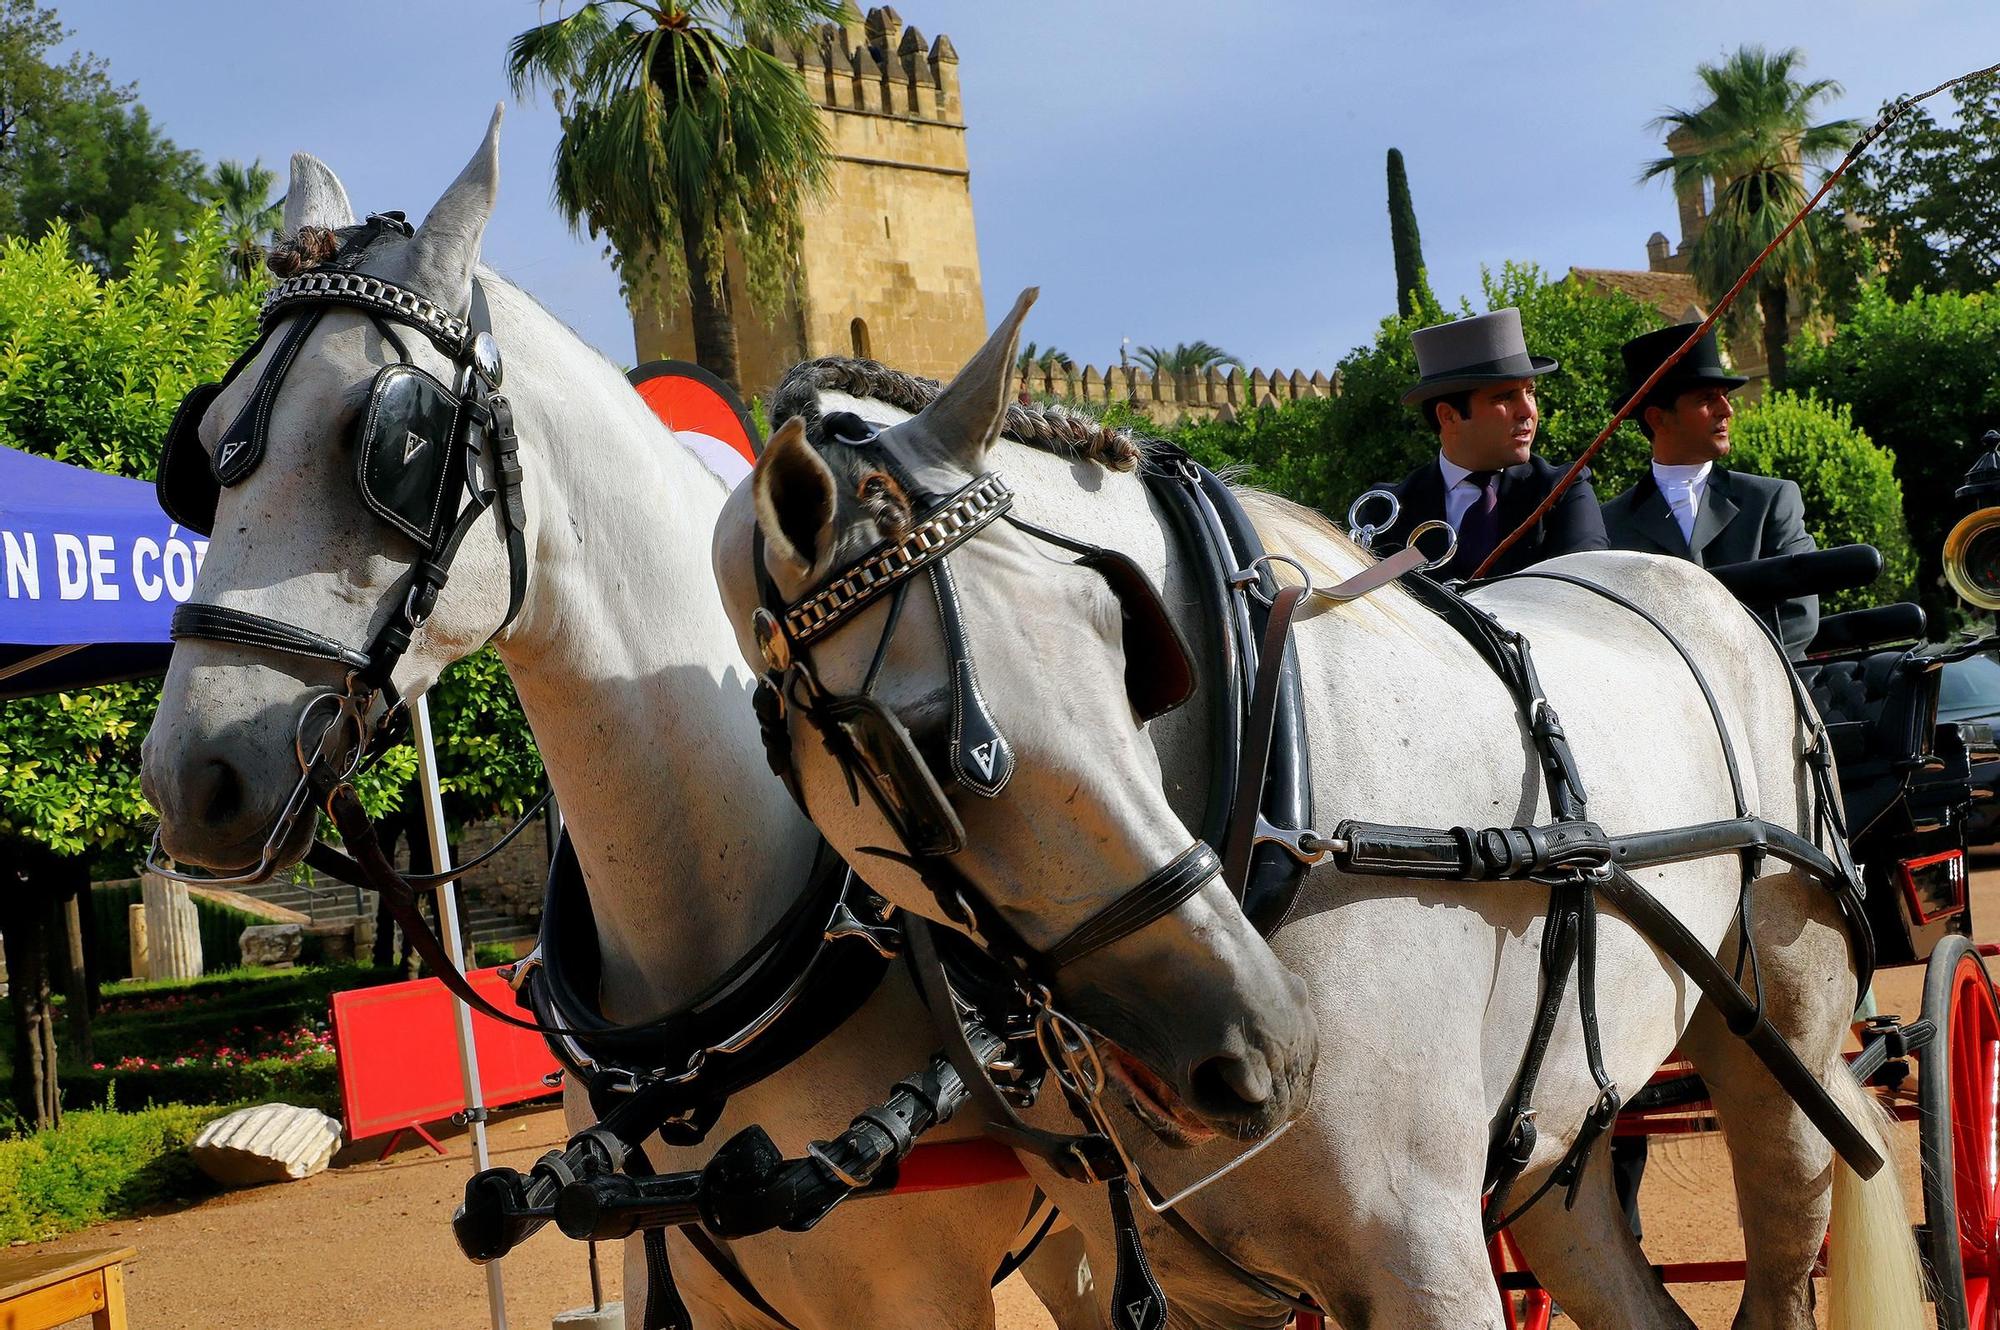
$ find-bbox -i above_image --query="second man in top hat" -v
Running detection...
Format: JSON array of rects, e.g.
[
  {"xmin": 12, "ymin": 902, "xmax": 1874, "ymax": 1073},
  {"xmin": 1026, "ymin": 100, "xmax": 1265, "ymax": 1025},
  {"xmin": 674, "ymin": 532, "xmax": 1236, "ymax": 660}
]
[
  {"xmin": 1373, "ymin": 308, "xmax": 1608, "ymax": 579},
  {"xmin": 1600, "ymin": 323, "xmax": 1819, "ymax": 656}
]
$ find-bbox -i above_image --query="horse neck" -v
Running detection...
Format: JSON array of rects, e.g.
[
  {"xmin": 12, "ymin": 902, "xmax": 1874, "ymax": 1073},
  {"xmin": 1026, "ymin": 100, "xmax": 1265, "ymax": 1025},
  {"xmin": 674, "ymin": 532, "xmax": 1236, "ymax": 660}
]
[{"xmin": 480, "ymin": 284, "xmax": 818, "ymax": 1015}]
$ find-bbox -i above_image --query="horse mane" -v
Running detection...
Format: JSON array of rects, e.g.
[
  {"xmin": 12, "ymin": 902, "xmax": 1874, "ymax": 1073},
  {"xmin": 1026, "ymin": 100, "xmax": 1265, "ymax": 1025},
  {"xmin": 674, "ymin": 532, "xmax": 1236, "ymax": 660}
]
[
  {"xmin": 770, "ymin": 356, "xmax": 1146, "ymax": 472},
  {"xmin": 267, "ymin": 226, "xmax": 345, "ymax": 278}
]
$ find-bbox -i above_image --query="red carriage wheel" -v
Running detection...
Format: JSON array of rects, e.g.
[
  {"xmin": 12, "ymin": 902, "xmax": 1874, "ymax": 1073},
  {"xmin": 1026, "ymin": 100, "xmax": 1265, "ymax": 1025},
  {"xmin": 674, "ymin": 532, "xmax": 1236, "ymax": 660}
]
[{"xmin": 1921, "ymin": 932, "xmax": 2000, "ymax": 1329}]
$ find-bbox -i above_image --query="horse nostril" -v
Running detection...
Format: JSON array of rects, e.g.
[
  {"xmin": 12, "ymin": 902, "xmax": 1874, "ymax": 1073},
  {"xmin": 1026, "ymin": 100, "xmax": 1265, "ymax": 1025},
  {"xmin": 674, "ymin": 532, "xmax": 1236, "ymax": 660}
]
[
  {"xmin": 1189, "ymin": 1053, "xmax": 1273, "ymax": 1120},
  {"xmin": 199, "ymin": 757, "xmax": 245, "ymax": 830}
]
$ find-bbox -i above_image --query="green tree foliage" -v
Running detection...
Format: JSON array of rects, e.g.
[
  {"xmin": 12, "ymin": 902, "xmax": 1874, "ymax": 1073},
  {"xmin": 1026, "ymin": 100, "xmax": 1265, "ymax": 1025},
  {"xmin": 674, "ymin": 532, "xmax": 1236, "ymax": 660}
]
[
  {"xmin": 0, "ymin": 220, "xmax": 260, "ymax": 858},
  {"xmin": 1172, "ymin": 263, "xmax": 1663, "ymax": 516},
  {"xmin": 0, "ymin": 222, "xmax": 540, "ymax": 861},
  {"xmin": 1833, "ymin": 72, "xmax": 2000, "ymax": 301},
  {"xmin": 1788, "ymin": 282, "xmax": 2000, "ymax": 624},
  {"xmin": 1134, "ymin": 341, "xmax": 1241, "ymax": 377},
  {"xmin": 0, "ymin": 0, "xmax": 207, "ymax": 275},
  {"xmin": 1721, "ymin": 390, "xmax": 1914, "ymax": 610},
  {"xmin": 508, "ymin": 0, "xmax": 844, "ymax": 392},
  {"xmin": 207, "ymin": 159, "xmax": 284, "ymax": 287},
  {"xmin": 1643, "ymin": 46, "xmax": 1860, "ymax": 387},
  {"xmin": 1014, "ymin": 341, "xmax": 1075, "ymax": 378},
  {"xmin": 1385, "ymin": 147, "xmax": 1432, "ymax": 318}
]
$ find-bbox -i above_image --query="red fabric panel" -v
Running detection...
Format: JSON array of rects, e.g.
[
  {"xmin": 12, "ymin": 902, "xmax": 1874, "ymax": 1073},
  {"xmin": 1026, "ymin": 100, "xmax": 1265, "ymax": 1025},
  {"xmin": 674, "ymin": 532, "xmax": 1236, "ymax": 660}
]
[{"xmin": 331, "ymin": 967, "xmax": 558, "ymax": 1139}]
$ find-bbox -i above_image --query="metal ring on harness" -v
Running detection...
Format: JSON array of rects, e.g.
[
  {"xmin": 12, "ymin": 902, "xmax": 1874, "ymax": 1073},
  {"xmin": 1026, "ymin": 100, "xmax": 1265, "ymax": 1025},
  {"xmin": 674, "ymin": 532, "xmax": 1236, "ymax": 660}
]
[
  {"xmin": 1346, "ymin": 488, "xmax": 1400, "ymax": 546},
  {"xmin": 1408, "ymin": 519, "xmax": 1458, "ymax": 573}
]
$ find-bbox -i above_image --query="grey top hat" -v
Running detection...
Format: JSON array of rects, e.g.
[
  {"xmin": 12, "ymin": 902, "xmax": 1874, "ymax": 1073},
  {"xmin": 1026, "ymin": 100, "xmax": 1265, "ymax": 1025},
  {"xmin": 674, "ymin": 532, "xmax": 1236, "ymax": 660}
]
[{"xmin": 1401, "ymin": 307, "xmax": 1559, "ymax": 406}]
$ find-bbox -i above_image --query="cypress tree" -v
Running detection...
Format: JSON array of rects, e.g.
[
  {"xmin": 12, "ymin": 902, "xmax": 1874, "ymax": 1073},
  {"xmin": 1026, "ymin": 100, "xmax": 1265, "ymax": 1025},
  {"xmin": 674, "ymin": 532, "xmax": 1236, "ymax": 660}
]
[{"xmin": 1387, "ymin": 148, "xmax": 1429, "ymax": 317}]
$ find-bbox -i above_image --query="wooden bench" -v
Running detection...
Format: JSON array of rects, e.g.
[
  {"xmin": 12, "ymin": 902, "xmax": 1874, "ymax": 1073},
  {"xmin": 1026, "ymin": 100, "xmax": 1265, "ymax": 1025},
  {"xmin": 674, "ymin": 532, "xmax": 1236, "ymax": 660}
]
[{"xmin": 0, "ymin": 1245, "xmax": 133, "ymax": 1329}]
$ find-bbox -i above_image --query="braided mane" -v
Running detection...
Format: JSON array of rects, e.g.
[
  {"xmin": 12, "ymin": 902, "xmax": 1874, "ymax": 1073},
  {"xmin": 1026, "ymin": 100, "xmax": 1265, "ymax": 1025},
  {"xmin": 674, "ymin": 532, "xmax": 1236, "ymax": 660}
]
[{"xmin": 770, "ymin": 356, "xmax": 1147, "ymax": 472}]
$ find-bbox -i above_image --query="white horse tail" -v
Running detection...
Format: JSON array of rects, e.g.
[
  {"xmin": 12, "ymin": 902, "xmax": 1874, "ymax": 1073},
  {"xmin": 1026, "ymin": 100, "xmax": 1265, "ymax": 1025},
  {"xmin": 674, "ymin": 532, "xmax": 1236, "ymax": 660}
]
[{"xmin": 1825, "ymin": 1060, "xmax": 1925, "ymax": 1329}]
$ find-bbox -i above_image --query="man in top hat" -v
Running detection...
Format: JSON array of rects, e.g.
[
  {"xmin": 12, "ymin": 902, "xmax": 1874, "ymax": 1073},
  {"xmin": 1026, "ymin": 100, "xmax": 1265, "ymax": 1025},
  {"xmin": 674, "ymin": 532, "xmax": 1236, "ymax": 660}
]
[
  {"xmin": 1373, "ymin": 308, "xmax": 1608, "ymax": 579},
  {"xmin": 1601, "ymin": 323, "xmax": 1819, "ymax": 656}
]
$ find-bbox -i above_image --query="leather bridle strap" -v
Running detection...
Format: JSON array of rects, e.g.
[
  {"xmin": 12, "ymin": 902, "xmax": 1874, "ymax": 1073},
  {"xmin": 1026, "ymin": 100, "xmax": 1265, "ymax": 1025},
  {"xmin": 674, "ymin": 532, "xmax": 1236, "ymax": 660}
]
[
  {"xmin": 171, "ymin": 603, "xmax": 372, "ymax": 673},
  {"xmin": 902, "ymin": 917, "xmax": 1123, "ymax": 1183},
  {"xmin": 1041, "ymin": 842, "xmax": 1222, "ymax": 971},
  {"xmin": 1221, "ymin": 584, "xmax": 1307, "ymax": 898}
]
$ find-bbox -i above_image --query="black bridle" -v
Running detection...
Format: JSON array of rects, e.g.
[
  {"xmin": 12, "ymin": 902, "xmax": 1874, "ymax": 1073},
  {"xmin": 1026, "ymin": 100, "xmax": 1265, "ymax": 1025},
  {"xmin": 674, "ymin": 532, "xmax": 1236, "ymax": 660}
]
[
  {"xmin": 748, "ymin": 415, "xmax": 1213, "ymax": 993},
  {"xmin": 148, "ymin": 212, "xmax": 529, "ymax": 884}
]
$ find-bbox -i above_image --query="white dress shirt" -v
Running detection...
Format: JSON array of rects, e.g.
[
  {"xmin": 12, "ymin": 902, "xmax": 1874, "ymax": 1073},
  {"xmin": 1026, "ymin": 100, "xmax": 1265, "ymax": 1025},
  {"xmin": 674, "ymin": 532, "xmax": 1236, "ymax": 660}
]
[
  {"xmin": 1651, "ymin": 460, "xmax": 1713, "ymax": 545},
  {"xmin": 1436, "ymin": 453, "xmax": 1496, "ymax": 531}
]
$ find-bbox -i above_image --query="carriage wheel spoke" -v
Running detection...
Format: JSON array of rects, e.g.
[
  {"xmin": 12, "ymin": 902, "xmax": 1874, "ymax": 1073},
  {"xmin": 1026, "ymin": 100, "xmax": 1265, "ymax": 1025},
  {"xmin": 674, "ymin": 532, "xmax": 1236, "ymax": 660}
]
[{"xmin": 1948, "ymin": 956, "xmax": 2000, "ymax": 1329}]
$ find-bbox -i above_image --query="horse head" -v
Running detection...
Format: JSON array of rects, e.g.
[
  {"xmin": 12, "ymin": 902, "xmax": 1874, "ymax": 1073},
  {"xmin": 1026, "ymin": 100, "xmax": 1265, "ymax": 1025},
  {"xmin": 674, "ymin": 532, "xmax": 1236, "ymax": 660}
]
[
  {"xmin": 714, "ymin": 289, "xmax": 1317, "ymax": 1145},
  {"xmin": 143, "ymin": 109, "xmax": 524, "ymax": 876}
]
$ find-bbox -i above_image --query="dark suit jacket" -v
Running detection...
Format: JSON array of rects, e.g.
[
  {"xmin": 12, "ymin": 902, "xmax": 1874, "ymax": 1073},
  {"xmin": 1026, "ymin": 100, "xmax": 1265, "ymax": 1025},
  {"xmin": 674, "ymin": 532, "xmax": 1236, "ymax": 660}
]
[
  {"xmin": 1376, "ymin": 454, "xmax": 1610, "ymax": 579},
  {"xmin": 1601, "ymin": 467, "xmax": 1819, "ymax": 656}
]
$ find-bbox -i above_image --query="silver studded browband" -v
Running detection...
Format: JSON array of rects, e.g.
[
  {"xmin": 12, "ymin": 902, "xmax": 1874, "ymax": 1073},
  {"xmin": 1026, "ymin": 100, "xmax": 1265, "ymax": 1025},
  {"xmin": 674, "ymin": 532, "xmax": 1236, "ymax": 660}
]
[
  {"xmin": 784, "ymin": 473, "xmax": 1013, "ymax": 648},
  {"xmin": 262, "ymin": 271, "xmax": 472, "ymax": 356}
]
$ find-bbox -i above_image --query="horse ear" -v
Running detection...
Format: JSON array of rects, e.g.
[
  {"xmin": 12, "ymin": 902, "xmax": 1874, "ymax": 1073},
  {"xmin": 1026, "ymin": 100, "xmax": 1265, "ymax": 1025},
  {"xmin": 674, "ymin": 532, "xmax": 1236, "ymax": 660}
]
[
  {"xmin": 281, "ymin": 153, "xmax": 356, "ymax": 235},
  {"xmin": 904, "ymin": 287, "xmax": 1037, "ymax": 468},
  {"xmin": 754, "ymin": 417, "xmax": 838, "ymax": 580},
  {"xmin": 407, "ymin": 104, "xmax": 502, "ymax": 299}
]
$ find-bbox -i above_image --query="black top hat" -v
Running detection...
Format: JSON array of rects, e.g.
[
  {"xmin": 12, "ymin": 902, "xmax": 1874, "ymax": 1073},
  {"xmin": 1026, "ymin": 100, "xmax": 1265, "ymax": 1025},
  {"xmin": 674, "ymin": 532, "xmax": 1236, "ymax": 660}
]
[
  {"xmin": 1401, "ymin": 308, "xmax": 1559, "ymax": 407},
  {"xmin": 1620, "ymin": 323, "xmax": 1748, "ymax": 407}
]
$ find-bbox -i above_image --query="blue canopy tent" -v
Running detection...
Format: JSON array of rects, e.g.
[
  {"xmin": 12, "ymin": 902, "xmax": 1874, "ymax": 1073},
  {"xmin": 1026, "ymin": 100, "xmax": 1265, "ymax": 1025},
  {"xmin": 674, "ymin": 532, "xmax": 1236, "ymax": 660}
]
[
  {"xmin": 0, "ymin": 444, "xmax": 518, "ymax": 1322},
  {"xmin": 0, "ymin": 442, "xmax": 187, "ymax": 699}
]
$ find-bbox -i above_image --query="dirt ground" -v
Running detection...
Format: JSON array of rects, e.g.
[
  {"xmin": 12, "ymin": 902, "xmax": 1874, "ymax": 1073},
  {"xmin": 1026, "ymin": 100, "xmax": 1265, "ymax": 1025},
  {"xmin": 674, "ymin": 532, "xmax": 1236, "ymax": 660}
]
[{"xmin": 21, "ymin": 860, "xmax": 1993, "ymax": 1329}]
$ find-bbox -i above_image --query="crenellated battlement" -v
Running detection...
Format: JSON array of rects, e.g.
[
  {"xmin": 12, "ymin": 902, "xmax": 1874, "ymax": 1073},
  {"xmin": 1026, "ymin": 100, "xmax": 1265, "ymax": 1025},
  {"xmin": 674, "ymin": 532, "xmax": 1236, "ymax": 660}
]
[
  {"xmin": 757, "ymin": 5, "xmax": 963, "ymax": 126},
  {"xmin": 1012, "ymin": 362, "xmax": 1341, "ymax": 424}
]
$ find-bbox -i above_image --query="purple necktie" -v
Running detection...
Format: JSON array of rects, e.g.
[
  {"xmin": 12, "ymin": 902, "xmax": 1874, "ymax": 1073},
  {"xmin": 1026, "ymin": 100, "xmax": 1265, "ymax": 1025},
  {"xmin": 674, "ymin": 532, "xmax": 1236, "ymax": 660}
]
[{"xmin": 1449, "ymin": 470, "xmax": 1503, "ymax": 579}]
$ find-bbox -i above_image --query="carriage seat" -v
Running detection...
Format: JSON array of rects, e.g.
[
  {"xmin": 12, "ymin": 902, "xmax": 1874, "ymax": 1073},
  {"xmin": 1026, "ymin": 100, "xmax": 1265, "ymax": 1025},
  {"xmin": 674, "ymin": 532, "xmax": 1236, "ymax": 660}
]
[{"xmin": 1794, "ymin": 638, "xmax": 1939, "ymax": 838}]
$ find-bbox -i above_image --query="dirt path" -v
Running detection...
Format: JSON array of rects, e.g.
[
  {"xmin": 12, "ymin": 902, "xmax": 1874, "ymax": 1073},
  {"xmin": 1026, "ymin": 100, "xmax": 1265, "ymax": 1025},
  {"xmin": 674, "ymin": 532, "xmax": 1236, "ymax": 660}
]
[{"xmin": 25, "ymin": 861, "xmax": 1994, "ymax": 1328}]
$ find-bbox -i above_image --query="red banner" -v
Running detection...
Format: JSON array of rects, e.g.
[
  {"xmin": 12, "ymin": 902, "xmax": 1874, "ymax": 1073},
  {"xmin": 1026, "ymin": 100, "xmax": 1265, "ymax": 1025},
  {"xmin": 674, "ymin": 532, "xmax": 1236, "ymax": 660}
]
[{"xmin": 330, "ymin": 967, "xmax": 559, "ymax": 1141}]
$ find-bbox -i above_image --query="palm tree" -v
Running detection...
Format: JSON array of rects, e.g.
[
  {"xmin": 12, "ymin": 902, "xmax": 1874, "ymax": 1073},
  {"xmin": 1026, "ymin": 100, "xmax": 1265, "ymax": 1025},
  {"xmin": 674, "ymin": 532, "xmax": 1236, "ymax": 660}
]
[
  {"xmin": 509, "ymin": 0, "xmax": 843, "ymax": 393},
  {"xmin": 1134, "ymin": 340, "xmax": 1241, "ymax": 377},
  {"xmin": 1014, "ymin": 341, "xmax": 1076, "ymax": 378},
  {"xmin": 1643, "ymin": 46, "xmax": 1860, "ymax": 387},
  {"xmin": 209, "ymin": 158, "xmax": 283, "ymax": 286}
]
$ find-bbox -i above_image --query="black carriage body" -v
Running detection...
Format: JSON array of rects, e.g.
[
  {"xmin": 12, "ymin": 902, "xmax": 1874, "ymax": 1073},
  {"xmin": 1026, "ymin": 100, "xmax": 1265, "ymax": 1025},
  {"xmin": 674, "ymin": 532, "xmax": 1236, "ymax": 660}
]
[{"xmin": 1795, "ymin": 637, "xmax": 1980, "ymax": 967}]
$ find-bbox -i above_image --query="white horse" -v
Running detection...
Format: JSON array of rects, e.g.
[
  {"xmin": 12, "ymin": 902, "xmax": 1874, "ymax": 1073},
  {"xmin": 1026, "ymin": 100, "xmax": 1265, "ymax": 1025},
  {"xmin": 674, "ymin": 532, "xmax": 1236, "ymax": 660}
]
[
  {"xmin": 135, "ymin": 111, "xmax": 1302, "ymax": 1329},
  {"xmin": 717, "ymin": 288, "xmax": 1927, "ymax": 1329}
]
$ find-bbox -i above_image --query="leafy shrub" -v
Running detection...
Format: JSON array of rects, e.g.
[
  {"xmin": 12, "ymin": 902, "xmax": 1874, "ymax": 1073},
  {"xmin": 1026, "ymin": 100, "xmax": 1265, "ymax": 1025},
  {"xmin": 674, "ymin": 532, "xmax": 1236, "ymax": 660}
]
[
  {"xmin": 1788, "ymin": 283, "xmax": 2000, "ymax": 625},
  {"xmin": 472, "ymin": 941, "xmax": 519, "ymax": 968},
  {"xmin": 1723, "ymin": 391, "xmax": 1915, "ymax": 611},
  {"xmin": 88, "ymin": 882, "xmax": 271, "ymax": 979},
  {"xmin": 0, "ymin": 1098, "xmax": 227, "ymax": 1242}
]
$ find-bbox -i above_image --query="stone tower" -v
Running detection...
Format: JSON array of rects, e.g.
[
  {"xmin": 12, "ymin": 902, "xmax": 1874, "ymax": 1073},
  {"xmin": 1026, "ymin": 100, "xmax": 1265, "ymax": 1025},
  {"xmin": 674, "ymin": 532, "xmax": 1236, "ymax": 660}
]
[{"xmin": 629, "ymin": 6, "xmax": 988, "ymax": 402}]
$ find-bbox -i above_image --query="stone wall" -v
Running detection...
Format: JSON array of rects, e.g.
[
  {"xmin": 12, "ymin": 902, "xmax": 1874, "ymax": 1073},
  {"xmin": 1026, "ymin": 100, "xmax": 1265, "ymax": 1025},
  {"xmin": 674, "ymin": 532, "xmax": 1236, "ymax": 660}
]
[
  {"xmin": 1014, "ymin": 362, "xmax": 1339, "ymax": 426},
  {"xmin": 632, "ymin": 5, "xmax": 987, "ymax": 403}
]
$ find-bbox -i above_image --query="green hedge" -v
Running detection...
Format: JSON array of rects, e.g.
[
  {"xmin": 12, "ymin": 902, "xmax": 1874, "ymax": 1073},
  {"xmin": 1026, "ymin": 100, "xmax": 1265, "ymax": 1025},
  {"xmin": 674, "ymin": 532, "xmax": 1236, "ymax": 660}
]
[{"xmin": 0, "ymin": 1099, "xmax": 227, "ymax": 1243}]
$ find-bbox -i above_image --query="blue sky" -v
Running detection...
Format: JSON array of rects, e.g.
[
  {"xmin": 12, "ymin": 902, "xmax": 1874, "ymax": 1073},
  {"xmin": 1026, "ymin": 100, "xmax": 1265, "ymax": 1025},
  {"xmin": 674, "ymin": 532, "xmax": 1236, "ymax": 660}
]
[{"xmin": 62, "ymin": 2, "xmax": 2000, "ymax": 374}]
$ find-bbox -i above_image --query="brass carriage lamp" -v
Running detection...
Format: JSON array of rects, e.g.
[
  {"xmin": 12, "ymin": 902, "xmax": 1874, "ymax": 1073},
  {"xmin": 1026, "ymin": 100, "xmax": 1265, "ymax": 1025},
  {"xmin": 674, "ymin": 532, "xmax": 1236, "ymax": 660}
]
[{"xmin": 1944, "ymin": 430, "xmax": 2000, "ymax": 611}]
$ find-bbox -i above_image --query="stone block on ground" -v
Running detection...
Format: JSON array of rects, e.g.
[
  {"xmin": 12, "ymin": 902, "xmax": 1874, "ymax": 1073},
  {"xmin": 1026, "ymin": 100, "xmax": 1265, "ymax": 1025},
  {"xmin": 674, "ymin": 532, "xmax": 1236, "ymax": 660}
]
[
  {"xmin": 239, "ymin": 922, "xmax": 303, "ymax": 968},
  {"xmin": 191, "ymin": 1103, "xmax": 342, "ymax": 1187}
]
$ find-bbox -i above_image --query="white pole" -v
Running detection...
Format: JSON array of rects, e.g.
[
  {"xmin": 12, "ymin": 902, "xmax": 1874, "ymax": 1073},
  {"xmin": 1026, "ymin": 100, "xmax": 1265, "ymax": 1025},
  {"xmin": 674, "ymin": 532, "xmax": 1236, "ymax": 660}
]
[{"xmin": 410, "ymin": 694, "xmax": 509, "ymax": 1330}]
